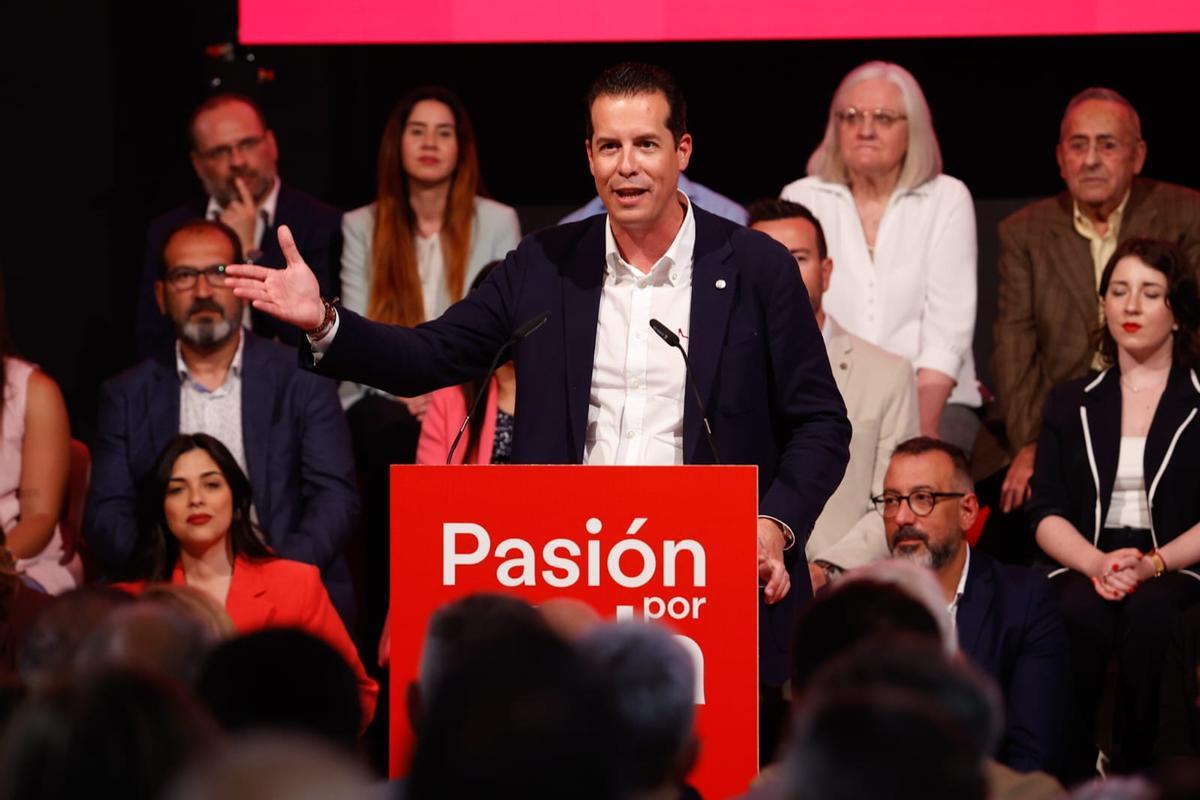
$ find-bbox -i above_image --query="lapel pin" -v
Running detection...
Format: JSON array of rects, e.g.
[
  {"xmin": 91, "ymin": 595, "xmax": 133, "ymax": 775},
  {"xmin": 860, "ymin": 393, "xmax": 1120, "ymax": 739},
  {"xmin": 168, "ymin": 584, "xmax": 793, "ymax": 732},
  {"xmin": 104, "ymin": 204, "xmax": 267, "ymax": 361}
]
[{"xmin": 715, "ymin": 279, "xmax": 727, "ymax": 290}]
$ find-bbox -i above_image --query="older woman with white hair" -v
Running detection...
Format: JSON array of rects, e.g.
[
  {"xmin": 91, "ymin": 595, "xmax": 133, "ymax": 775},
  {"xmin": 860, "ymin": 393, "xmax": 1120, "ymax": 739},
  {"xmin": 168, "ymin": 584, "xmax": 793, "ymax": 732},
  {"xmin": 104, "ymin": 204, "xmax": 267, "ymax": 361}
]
[{"xmin": 782, "ymin": 61, "xmax": 981, "ymax": 454}]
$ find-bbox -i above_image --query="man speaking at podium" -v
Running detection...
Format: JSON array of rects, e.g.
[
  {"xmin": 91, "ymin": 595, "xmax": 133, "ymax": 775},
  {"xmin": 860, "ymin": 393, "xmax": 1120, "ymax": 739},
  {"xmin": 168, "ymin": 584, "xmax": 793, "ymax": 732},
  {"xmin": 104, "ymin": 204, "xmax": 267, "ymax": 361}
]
[{"xmin": 228, "ymin": 63, "xmax": 850, "ymax": 702}]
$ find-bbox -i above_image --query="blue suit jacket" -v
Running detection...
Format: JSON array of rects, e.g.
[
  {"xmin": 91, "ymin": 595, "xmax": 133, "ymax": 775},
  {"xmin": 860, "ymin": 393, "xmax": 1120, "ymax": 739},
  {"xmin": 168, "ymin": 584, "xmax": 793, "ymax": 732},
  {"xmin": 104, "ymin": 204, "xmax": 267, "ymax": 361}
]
[
  {"xmin": 136, "ymin": 184, "xmax": 342, "ymax": 357},
  {"xmin": 85, "ymin": 332, "xmax": 360, "ymax": 621},
  {"xmin": 957, "ymin": 548, "xmax": 1072, "ymax": 773},
  {"xmin": 313, "ymin": 205, "xmax": 851, "ymax": 684}
]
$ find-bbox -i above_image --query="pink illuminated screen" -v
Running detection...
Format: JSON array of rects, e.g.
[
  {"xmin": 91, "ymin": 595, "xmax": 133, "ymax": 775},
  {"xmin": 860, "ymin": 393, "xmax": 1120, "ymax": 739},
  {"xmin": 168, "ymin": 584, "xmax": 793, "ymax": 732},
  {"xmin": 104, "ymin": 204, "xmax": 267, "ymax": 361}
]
[{"xmin": 241, "ymin": 0, "xmax": 1200, "ymax": 44}]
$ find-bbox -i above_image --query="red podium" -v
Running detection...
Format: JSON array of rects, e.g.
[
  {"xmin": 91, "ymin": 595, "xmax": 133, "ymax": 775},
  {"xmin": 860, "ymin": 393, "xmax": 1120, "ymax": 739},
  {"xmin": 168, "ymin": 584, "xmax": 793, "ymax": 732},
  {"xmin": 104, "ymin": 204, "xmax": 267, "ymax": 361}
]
[{"xmin": 388, "ymin": 464, "xmax": 760, "ymax": 798}]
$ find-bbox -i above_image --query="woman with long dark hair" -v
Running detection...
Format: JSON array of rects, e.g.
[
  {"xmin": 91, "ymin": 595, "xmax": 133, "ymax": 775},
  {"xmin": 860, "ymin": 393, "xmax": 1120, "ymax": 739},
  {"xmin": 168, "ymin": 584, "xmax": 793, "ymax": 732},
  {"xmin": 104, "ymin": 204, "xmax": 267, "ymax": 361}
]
[
  {"xmin": 1029, "ymin": 237, "xmax": 1200, "ymax": 778},
  {"xmin": 115, "ymin": 433, "xmax": 377, "ymax": 727}
]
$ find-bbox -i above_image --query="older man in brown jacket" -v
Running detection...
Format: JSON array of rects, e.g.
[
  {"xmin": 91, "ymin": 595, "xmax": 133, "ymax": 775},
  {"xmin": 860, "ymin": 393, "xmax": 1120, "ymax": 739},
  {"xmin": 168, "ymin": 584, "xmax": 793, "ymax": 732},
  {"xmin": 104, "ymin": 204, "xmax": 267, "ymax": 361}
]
[{"xmin": 990, "ymin": 88, "xmax": 1200, "ymax": 514}]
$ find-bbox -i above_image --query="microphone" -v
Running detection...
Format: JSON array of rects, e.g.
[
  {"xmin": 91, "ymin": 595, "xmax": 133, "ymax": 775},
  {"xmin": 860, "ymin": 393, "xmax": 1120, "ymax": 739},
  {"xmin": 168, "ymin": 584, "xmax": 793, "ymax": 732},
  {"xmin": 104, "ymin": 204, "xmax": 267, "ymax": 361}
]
[
  {"xmin": 648, "ymin": 318, "xmax": 720, "ymax": 464},
  {"xmin": 446, "ymin": 311, "xmax": 550, "ymax": 464}
]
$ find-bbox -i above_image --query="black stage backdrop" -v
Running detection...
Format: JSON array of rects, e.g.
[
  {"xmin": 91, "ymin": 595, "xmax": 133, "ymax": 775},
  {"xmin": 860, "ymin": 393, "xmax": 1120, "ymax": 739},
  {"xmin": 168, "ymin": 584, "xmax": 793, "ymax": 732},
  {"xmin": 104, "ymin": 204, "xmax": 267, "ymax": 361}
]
[{"xmin": 3, "ymin": 0, "xmax": 1197, "ymax": 439}]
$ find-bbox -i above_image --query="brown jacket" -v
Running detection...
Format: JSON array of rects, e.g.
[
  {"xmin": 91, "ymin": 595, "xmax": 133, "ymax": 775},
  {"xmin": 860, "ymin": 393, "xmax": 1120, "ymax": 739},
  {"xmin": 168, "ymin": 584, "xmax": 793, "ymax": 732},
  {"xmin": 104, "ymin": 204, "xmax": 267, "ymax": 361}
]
[{"xmin": 991, "ymin": 177, "xmax": 1200, "ymax": 458}]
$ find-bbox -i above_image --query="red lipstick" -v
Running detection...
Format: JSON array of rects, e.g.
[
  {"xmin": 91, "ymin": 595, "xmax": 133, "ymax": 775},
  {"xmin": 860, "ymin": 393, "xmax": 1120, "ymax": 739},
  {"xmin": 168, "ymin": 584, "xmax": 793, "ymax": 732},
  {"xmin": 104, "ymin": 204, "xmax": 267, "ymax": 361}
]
[
  {"xmin": 187, "ymin": 514, "xmax": 212, "ymax": 525},
  {"xmin": 1123, "ymin": 323, "xmax": 1142, "ymax": 333}
]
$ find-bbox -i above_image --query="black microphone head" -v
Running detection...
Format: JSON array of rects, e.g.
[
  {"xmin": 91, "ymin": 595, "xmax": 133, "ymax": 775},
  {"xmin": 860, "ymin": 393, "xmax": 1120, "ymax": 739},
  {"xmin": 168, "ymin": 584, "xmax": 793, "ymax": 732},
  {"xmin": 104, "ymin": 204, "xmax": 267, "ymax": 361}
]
[
  {"xmin": 512, "ymin": 311, "xmax": 550, "ymax": 342},
  {"xmin": 649, "ymin": 318, "xmax": 680, "ymax": 348}
]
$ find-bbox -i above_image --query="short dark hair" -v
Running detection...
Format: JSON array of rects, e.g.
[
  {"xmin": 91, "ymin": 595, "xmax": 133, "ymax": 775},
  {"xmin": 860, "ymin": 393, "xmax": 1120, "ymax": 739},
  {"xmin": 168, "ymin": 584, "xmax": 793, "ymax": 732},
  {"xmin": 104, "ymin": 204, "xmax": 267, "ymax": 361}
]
[
  {"xmin": 196, "ymin": 628, "xmax": 362, "ymax": 752},
  {"xmin": 159, "ymin": 219, "xmax": 244, "ymax": 277},
  {"xmin": 791, "ymin": 579, "xmax": 942, "ymax": 691},
  {"xmin": 1096, "ymin": 237, "xmax": 1200, "ymax": 369},
  {"xmin": 188, "ymin": 92, "xmax": 269, "ymax": 151},
  {"xmin": 745, "ymin": 198, "xmax": 829, "ymax": 261},
  {"xmin": 891, "ymin": 436, "xmax": 973, "ymax": 492},
  {"xmin": 584, "ymin": 62, "xmax": 687, "ymax": 146},
  {"xmin": 130, "ymin": 433, "xmax": 273, "ymax": 582}
]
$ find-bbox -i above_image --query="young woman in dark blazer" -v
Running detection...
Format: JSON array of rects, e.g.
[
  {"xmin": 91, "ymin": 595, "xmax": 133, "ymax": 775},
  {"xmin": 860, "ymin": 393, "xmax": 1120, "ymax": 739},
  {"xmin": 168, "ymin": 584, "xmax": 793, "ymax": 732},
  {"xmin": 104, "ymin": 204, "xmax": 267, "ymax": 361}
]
[{"xmin": 1028, "ymin": 238, "xmax": 1200, "ymax": 779}]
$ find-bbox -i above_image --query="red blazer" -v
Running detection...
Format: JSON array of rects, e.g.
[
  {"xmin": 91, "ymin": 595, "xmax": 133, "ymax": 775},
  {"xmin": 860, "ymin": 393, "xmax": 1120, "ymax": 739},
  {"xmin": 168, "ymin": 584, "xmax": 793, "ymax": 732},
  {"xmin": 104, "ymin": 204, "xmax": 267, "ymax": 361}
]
[
  {"xmin": 416, "ymin": 378, "xmax": 499, "ymax": 465},
  {"xmin": 116, "ymin": 556, "xmax": 378, "ymax": 728}
]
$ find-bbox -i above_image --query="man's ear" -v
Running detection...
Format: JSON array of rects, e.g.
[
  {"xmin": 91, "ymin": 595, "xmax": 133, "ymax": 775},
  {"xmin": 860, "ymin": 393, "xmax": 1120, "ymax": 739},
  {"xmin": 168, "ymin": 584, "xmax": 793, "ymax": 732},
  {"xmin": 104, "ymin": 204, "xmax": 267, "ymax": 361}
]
[
  {"xmin": 154, "ymin": 280, "xmax": 167, "ymax": 315},
  {"xmin": 959, "ymin": 491, "xmax": 980, "ymax": 532}
]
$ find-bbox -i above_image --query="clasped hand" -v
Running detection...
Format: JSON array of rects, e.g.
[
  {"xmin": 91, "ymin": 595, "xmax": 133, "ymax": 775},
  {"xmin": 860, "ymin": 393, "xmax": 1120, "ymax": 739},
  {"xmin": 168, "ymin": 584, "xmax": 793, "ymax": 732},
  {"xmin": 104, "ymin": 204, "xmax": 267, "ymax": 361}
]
[{"xmin": 1090, "ymin": 547, "xmax": 1153, "ymax": 601}]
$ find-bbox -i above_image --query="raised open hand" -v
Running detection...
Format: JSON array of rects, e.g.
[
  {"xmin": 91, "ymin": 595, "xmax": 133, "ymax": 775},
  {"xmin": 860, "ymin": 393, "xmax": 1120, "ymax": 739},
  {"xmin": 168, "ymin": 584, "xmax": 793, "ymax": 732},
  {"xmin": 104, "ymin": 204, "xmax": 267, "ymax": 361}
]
[{"xmin": 225, "ymin": 225, "xmax": 326, "ymax": 330}]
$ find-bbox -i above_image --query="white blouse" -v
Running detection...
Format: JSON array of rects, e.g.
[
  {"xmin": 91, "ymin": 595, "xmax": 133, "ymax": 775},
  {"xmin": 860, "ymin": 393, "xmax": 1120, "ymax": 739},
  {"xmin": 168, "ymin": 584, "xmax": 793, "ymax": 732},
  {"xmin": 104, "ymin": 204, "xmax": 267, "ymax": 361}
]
[
  {"xmin": 1105, "ymin": 436, "xmax": 1151, "ymax": 530},
  {"xmin": 780, "ymin": 174, "xmax": 981, "ymax": 406}
]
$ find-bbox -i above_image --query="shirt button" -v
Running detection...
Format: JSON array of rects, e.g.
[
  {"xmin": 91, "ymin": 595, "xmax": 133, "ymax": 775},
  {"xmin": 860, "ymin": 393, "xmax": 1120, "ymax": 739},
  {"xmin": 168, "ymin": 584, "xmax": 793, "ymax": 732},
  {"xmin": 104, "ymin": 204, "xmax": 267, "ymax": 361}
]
[
  {"xmin": 627, "ymin": 430, "xmax": 638, "ymax": 439},
  {"xmin": 630, "ymin": 378, "xmax": 640, "ymax": 388},
  {"xmin": 638, "ymin": 280, "xmax": 648, "ymax": 289}
]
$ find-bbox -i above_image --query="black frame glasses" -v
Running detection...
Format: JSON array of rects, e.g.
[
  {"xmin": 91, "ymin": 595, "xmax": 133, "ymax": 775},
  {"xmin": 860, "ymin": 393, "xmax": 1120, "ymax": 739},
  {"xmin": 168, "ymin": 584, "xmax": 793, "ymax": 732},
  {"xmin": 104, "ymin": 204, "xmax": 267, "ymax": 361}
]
[
  {"xmin": 871, "ymin": 491, "xmax": 966, "ymax": 518},
  {"xmin": 164, "ymin": 265, "xmax": 229, "ymax": 291}
]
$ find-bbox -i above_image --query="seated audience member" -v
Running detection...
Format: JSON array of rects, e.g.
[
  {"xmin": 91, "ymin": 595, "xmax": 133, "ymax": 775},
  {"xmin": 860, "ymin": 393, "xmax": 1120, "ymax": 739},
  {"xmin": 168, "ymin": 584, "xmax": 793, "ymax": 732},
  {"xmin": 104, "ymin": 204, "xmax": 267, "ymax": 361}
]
[
  {"xmin": 1, "ymin": 544, "xmax": 52, "ymax": 676},
  {"xmin": 197, "ymin": 629, "xmax": 364, "ymax": 751},
  {"xmin": 340, "ymin": 87, "xmax": 520, "ymax": 642},
  {"xmin": 785, "ymin": 685, "xmax": 987, "ymax": 800},
  {"xmin": 990, "ymin": 88, "xmax": 1200, "ymax": 516},
  {"xmin": 415, "ymin": 261, "xmax": 515, "ymax": 465},
  {"xmin": 0, "ymin": 669, "xmax": 218, "ymax": 800},
  {"xmin": 781, "ymin": 61, "xmax": 980, "ymax": 454},
  {"xmin": 1028, "ymin": 238, "xmax": 1200, "ymax": 779},
  {"xmin": 774, "ymin": 582, "xmax": 1063, "ymax": 800},
  {"xmin": 0, "ymin": 278, "xmax": 78, "ymax": 594},
  {"xmin": 73, "ymin": 601, "xmax": 221, "ymax": 688},
  {"xmin": 790, "ymin": 576, "xmax": 947, "ymax": 694},
  {"xmin": 577, "ymin": 622, "xmax": 698, "ymax": 800},
  {"xmin": 793, "ymin": 637, "xmax": 1063, "ymax": 800},
  {"xmin": 880, "ymin": 436, "xmax": 1071, "ymax": 774},
  {"xmin": 562, "ymin": 172, "xmax": 747, "ymax": 225},
  {"xmin": 748, "ymin": 198, "xmax": 918, "ymax": 589},
  {"xmin": 404, "ymin": 593, "xmax": 551, "ymax": 723},
  {"xmin": 136, "ymin": 92, "xmax": 342, "ymax": 355},
  {"xmin": 88, "ymin": 219, "xmax": 359, "ymax": 622},
  {"xmin": 112, "ymin": 433, "xmax": 377, "ymax": 726},
  {"xmin": 18, "ymin": 585, "xmax": 132, "ymax": 688},
  {"xmin": 168, "ymin": 733, "xmax": 373, "ymax": 800},
  {"xmin": 407, "ymin": 596, "xmax": 619, "ymax": 800}
]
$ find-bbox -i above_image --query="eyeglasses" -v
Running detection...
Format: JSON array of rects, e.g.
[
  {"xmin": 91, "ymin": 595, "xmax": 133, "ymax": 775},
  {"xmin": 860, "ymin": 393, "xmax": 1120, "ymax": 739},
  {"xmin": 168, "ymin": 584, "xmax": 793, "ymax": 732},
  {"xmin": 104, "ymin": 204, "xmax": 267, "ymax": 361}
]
[
  {"xmin": 164, "ymin": 265, "xmax": 229, "ymax": 291},
  {"xmin": 196, "ymin": 135, "xmax": 266, "ymax": 163},
  {"xmin": 1061, "ymin": 135, "xmax": 1136, "ymax": 157},
  {"xmin": 872, "ymin": 491, "xmax": 966, "ymax": 518},
  {"xmin": 835, "ymin": 107, "xmax": 907, "ymax": 129}
]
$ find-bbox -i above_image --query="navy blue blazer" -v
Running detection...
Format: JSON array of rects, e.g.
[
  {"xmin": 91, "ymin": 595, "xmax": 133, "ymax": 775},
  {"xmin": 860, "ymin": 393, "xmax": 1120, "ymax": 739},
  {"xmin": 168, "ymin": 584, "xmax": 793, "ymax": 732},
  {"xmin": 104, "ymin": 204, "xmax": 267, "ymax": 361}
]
[
  {"xmin": 85, "ymin": 332, "xmax": 360, "ymax": 621},
  {"xmin": 136, "ymin": 184, "xmax": 342, "ymax": 357},
  {"xmin": 957, "ymin": 548, "xmax": 1072, "ymax": 773},
  {"xmin": 312, "ymin": 205, "xmax": 851, "ymax": 684}
]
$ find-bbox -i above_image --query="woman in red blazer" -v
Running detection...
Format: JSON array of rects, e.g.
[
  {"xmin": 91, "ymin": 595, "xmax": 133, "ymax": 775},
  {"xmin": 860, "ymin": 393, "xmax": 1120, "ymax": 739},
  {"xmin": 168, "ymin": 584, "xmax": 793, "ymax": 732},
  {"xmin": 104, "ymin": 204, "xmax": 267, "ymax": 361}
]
[{"xmin": 114, "ymin": 433, "xmax": 377, "ymax": 727}]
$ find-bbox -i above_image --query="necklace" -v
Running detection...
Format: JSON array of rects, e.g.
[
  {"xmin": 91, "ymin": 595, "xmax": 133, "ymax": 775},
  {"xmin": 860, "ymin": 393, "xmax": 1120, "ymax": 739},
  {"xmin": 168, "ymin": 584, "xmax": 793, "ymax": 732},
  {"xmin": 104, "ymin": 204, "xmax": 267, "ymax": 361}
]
[{"xmin": 1120, "ymin": 374, "xmax": 1168, "ymax": 393}]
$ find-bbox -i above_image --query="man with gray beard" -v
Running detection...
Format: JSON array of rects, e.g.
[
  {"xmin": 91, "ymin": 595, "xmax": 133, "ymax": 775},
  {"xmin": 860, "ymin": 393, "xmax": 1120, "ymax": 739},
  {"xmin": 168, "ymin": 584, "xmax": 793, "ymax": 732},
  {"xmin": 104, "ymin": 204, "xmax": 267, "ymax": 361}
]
[
  {"xmin": 86, "ymin": 220, "xmax": 359, "ymax": 623},
  {"xmin": 876, "ymin": 437, "xmax": 1071, "ymax": 777}
]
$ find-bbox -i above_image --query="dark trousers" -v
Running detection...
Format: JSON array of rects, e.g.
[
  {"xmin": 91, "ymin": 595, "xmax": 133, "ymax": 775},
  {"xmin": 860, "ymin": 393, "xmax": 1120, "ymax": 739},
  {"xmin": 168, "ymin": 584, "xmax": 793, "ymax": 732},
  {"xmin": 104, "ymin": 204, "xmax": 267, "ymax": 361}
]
[{"xmin": 1051, "ymin": 565, "xmax": 1200, "ymax": 781}]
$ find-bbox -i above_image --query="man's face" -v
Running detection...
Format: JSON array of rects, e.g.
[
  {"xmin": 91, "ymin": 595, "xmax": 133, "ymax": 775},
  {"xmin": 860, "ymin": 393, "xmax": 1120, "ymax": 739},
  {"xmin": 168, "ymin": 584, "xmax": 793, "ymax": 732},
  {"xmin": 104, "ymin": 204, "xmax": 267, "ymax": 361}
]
[
  {"xmin": 1056, "ymin": 99, "xmax": 1146, "ymax": 211},
  {"xmin": 586, "ymin": 91, "xmax": 692, "ymax": 235},
  {"xmin": 190, "ymin": 100, "xmax": 279, "ymax": 207},
  {"xmin": 155, "ymin": 229, "xmax": 243, "ymax": 348},
  {"xmin": 750, "ymin": 216, "xmax": 832, "ymax": 315},
  {"xmin": 882, "ymin": 452, "xmax": 974, "ymax": 572}
]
